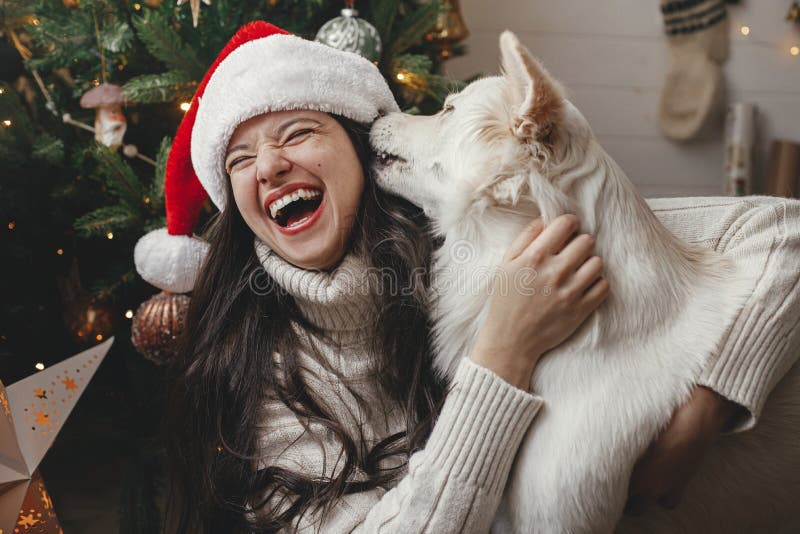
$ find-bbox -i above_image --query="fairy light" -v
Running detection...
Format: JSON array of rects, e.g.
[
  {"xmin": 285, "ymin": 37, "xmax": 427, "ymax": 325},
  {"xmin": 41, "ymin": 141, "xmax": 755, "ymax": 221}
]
[
  {"xmin": 106, "ymin": 231, "xmax": 114, "ymax": 240},
  {"xmin": 791, "ymin": 46, "xmax": 800, "ymax": 56},
  {"xmin": 0, "ymin": 88, "xmax": 5, "ymax": 94},
  {"xmin": 144, "ymin": 196, "xmax": 151, "ymax": 204},
  {"xmin": 133, "ymin": 2, "xmax": 142, "ymax": 9},
  {"xmin": 95, "ymin": 334, "xmax": 103, "ymax": 341},
  {"xmin": 56, "ymin": 248, "xmax": 63, "ymax": 255},
  {"xmin": 7, "ymin": 221, "xmax": 15, "ymax": 230},
  {"xmin": 180, "ymin": 101, "xmax": 191, "ymax": 112},
  {"xmin": 396, "ymin": 72, "xmax": 406, "ymax": 81},
  {"xmin": 125, "ymin": 309, "xmax": 134, "ymax": 319},
  {"xmin": 740, "ymin": 25, "xmax": 750, "ymax": 36},
  {"xmin": 2, "ymin": 119, "xmax": 11, "ymax": 127},
  {"xmin": 35, "ymin": 362, "xmax": 45, "ymax": 370}
]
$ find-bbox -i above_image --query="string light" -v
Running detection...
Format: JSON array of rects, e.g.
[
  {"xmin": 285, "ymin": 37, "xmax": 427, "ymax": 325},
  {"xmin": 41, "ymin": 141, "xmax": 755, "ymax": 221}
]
[
  {"xmin": 144, "ymin": 196, "xmax": 151, "ymax": 204},
  {"xmin": 7, "ymin": 221, "xmax": 15, "ymax": 230},
  {"xmin": 791, "ymin": 46, "xmax": 800, "ymax": 56},
  {"xmin": 133, "ymin": 2, "xmax": 142, "ymax": 10},
  {"xmin": 740, "ymin": 25, "xmax": 750, "ymax": 36},
  {"xmin": 179, "ymin": 102, "xmax": 191, "ymax": 112},
  {"xmin": 2, "ymin": 119, "xmax": 11, "ymax": 127},
  {"xmin": 95, "ymin": 334, "xmax": 103, "ymax": 341},
  {"xmin": 0, "ymin": 88, "xmax": 4, "ymax": 94},
  {"xmin": 35, "ymin": 362, "xmax": 45, "ymax": 370},
  {"xmin": 106, "ymin": 231, "xmax": 114, "ymax": 239},
  {"xmin": 396, "ymin": 72, "xmax": 406, "ymax": 81},
  {"xmin": 125, "ymin": 310, "xmax": 134, "ymax": 319},
  {"xmin": 56, "ymin": 248, "xmax": 63, "ymax": 255}
]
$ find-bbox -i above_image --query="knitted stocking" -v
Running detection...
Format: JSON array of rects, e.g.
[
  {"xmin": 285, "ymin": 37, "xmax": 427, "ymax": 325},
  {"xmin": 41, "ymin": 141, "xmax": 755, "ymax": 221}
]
[{"xmin": 659, "ymin": 0, "xmax": 730, "ymax": 141}]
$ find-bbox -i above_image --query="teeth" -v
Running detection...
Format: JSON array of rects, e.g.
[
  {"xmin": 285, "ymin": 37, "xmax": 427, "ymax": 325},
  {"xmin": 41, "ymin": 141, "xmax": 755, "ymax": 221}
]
[{"xmin": 268, "ymin": 188, "xmax": 322, "ymax": 219}]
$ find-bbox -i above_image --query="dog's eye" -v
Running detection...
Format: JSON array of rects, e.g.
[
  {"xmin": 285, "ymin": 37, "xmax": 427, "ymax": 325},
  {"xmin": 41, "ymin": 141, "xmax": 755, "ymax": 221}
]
[{"xmin": 442, "ymin": 104, "xmax": 455, "ymax": 114}]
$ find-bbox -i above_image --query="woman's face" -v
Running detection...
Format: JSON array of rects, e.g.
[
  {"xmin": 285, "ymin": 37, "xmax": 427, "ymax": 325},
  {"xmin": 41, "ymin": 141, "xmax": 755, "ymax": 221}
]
[{"xmin": 225, "ymin": 110, "xmax": 365, "ymax": 270}]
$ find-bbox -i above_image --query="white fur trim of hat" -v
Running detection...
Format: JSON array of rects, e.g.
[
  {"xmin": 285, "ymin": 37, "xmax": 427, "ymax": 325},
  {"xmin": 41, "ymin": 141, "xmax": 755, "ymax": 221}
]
[{"xmin": 192, "ymin": 33, "xmax": 399, "ymax": 212}]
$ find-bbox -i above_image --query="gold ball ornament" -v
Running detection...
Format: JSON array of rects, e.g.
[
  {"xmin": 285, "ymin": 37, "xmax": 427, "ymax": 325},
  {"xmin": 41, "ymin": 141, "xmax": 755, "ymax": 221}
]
[
  {"xmin": 63, "ymin": 0, "xmax": 80, "ymax": 8},
  {"xmin": 426, "ymin": 0, "xmax": 469, "ymax": 60},
  {"xmin": 131, "ymin": 291, "xmax": 191, "ymax": 365}
]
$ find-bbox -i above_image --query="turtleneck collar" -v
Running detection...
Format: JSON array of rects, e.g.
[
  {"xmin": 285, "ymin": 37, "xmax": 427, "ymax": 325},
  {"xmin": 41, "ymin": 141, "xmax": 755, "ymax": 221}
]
[{"xmin": 253, "ymin": 237, "xmax": 380, "ymax": 333}]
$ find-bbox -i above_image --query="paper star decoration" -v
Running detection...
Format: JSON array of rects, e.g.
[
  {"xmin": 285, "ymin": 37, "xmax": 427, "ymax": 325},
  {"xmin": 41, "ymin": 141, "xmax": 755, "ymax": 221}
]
[
  {"xmin": 0, "ymin": 337, "xmax": 114, "ymax": 533},
  {"xmin": 176, "ymin": 0, "xmax": 212, "ymax": 28}
]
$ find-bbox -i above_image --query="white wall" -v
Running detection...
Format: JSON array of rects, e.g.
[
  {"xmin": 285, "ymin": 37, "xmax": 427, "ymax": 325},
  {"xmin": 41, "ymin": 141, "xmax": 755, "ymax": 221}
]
[{"xmin": 443, "ymin": 0, "xmax": 800, "ymax": 197}]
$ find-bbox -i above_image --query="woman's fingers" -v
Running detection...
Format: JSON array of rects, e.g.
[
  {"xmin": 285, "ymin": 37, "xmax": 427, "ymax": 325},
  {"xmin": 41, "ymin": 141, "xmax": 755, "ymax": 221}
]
[
  {"xmin": 520, "ymin": 214, "xmax": 580, "ymax": 263},
  {"xmin": 505, "ymin": 216, "xmax": 545, "ymax": 260},
  {"xmin": 557, "ymin": 233, "xmax": 596, "ymax": 272},
  {"xmin": 571, "ymin": 255, "xmax": 604, "ymax": 291},
  {"xmin": 580, "ymin": 275, "xmax": 610, "ymax": 309}
]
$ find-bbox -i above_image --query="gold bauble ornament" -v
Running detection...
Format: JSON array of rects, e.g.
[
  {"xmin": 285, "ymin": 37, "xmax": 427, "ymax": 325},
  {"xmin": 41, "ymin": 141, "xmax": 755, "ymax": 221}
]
[
  {"xmin": 426, "ymin": 0, "xmax": 469, "ymax": 60},
  {"xmin": 63, "ymin": 0, "xmax": 80, "ymax": 8},
  {"xmin": 131, "ymin": 291, "xmax": 191, "ymax": 365}
]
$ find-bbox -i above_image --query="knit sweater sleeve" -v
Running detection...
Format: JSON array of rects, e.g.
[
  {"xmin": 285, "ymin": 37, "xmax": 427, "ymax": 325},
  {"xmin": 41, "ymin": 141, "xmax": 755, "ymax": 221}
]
[
  {"xmin": 258, "ymin": 356, "xmax": 542, "ymax": 533},
  {"xmin": 646, "ymin": 195, "xmax": 800, "ymax": 432}
]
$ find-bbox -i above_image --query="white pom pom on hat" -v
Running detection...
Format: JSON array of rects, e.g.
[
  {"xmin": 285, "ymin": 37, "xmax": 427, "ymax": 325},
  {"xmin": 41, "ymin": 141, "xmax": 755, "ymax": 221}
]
[{"xmin": 133, "ymin": 20, "xmax": 399, "ymax": 293}]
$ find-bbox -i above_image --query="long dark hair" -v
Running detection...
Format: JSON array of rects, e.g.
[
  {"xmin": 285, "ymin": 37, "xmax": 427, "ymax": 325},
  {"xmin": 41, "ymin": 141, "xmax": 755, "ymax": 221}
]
[{"xmin": 162, "ymin": 115, "xmax": 446, "ymax": 532}]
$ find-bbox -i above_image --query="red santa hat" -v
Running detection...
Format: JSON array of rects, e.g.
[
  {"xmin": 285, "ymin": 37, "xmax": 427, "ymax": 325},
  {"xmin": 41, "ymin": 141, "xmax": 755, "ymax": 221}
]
[{"xmin": 133, "ymin": 21, "xmax": 399, "ymax": 293}]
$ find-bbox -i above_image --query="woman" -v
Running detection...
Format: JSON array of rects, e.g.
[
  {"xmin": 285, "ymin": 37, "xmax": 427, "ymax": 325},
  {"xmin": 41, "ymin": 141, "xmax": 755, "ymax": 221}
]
[{"xmin": 133, "ymin": 21, "xmax": 800, "ymax": 533}]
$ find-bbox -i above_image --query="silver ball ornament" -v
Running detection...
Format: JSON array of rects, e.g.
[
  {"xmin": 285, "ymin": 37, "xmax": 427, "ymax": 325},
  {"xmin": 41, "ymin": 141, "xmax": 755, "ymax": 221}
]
[{"xmin": 315, "ymin": 7, "xmax": 382, "ymax": 63}]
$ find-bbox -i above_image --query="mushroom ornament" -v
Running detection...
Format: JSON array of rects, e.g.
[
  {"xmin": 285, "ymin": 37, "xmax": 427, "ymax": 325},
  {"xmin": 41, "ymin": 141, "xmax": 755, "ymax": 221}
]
[{"xmin": 79, "ymin": 82, "xmax": 127, "ymax": 148}]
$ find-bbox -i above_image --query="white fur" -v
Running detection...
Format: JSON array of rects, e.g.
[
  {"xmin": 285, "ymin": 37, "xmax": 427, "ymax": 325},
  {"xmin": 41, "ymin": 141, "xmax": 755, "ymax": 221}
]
[
  {"xmin": 192, "ymin": 34, "xmax": 400, "ymax": 210},
  {"xmin": 370, "ymin": 31, "xmax": 800, "ymax": 533}
]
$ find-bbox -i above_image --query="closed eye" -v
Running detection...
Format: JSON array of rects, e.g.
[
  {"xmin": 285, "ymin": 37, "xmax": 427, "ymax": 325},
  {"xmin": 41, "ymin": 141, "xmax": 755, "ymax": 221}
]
[
  {"xmin": 441, "ymin": 104, "xmax": 455, "ymax": 115},
  {"xmin": 227, "ymin": 156, "xmax": 251, "ymax": 172}
]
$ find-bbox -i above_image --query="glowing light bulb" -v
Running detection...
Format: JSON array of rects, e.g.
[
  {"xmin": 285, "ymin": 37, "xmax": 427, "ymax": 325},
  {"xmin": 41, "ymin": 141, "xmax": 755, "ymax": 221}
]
[
  {"xmin": 180, "ymin": 102, "xmax": 191, "ymax": 112},
  {"xmin": 2, "ymin": 119, "xmax": 11, "ymax": 127},
  {"xmin": 125, "ymin": 310, "xmax": 134, "ymax": 319},
  {"xmin": 791, "ymin": 46, "xmax": 800, "ymax": 56},
  {"xmin": 134, "ymin": 2, "xmax": 142, "ymax": 9},
  {"xmin": 396, "ymin": 72, "xmax": 405, "ymax": 81},
  {"xmin": 56, "ymin": 248, "xmax": 63, "ymax": 255},
  {"xmin": 106, "ymin": 231, "xmax": 114, "ymax": 239},
  {"xmin": 740, "ymin": 25, "xmax": 750, "ymax": 36},
  {"xmin": 7, "ymin": 221, "xmax": 15, "ymax": 230},
  {"xmin": 35, "ymin": 362, "xmax": 45, "ymax": 370},
  {"xmin": 95, "ymin": 334, "xmax": 103, "ymax": 341}
]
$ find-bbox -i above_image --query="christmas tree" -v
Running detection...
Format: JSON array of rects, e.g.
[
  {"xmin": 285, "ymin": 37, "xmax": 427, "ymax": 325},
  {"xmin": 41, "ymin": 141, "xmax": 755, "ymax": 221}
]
[{"xmin": 0, "ymin": 0, "xmax": 468, "ymax": 530}]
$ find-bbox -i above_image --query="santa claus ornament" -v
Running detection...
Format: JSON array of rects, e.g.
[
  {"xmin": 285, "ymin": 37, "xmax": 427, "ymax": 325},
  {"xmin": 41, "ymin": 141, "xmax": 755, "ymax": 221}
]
[{"xmin": 79, "ymin": 82, "xmax": 127, "ymax": 148}]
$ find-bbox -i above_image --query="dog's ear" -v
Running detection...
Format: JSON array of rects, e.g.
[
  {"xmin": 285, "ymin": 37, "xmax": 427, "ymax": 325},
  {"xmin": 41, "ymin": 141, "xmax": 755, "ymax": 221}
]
[{"xmin": 499, "ymin": 31, "xmax": 563, "ymax": 146}]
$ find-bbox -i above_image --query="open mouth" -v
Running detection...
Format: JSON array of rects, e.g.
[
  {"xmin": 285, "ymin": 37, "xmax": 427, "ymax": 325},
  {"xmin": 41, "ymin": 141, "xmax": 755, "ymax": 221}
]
[{"xmin": 267, "ymin": 187, "xmax": 324, "ymax": 230}]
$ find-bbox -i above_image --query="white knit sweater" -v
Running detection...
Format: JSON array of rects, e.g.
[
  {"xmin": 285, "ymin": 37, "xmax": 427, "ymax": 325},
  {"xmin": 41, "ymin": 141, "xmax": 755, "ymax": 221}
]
[{"xmin": 248, "ymin": 195, "xmax": 800, "ymax": 532}]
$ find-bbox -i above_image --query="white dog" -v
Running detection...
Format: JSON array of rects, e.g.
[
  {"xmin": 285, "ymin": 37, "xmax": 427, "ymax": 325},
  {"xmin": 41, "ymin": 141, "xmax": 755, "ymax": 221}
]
[{"xmin": 370, "ymin": 31, "xmax": 800, "ymax": 533}]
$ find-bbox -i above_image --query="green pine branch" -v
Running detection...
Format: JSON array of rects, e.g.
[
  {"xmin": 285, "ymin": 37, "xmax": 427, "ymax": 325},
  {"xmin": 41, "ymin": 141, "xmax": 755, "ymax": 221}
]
[
  {"xmin": 122, "ymin": 71, "xmax": 196, "ymax": 104},
  {"xmin": 87, "ymin": 144, "xmax": 146, "ymax": 208},
  {"xmin": 74, "ymin": 205, "xmax": 139, "ymax": 237},
  {"xmin": 131, "ymin": 10, "xmax": 205, "ymax": 79},
  {"xmin": 389, "ymin": 0, "xmax": 441, "ymax": 57},
  {"xmin": 148, "ymin": 136, "xmax": 171, "ymax": 212}
]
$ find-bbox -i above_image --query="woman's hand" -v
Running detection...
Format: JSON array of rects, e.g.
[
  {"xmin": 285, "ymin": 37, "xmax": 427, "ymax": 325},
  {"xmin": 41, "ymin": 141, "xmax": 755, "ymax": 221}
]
[
  {"xmin": 469, "ymin": 214, "xmax": 609, "ymax": 390},
  {"xmin": 625, "ymin": 386, "xmax": 743, "ymax": 514}
]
